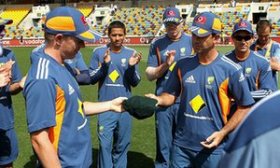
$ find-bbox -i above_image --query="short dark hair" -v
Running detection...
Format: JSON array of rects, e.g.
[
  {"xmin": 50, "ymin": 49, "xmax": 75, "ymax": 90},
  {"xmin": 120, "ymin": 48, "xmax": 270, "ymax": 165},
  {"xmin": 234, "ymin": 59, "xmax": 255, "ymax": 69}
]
[
  {"xmin": 108, "ymin": 21, "xmax": 126, "ymax": 35},
  {"xmin": 256, "ymin": 20, "xmax": 272, "ymax": 33},
  {"xmin": 44, "ymin": 32, "xmax": 82, "ymax": 45},
  {"xmin": 44, "ymin": 32, "xmax": 55, "ymax": 44}
]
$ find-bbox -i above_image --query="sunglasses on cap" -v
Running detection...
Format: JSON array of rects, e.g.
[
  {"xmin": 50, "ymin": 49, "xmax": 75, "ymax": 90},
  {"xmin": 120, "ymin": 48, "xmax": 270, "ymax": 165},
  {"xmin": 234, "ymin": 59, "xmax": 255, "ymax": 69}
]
[
  {"xmin": 233, "ymin": 35, "xmax": 252, "ymax": 41},
  {"xmin": 164, "ymin": 22, "xmax": 181, "ymax": 27}
]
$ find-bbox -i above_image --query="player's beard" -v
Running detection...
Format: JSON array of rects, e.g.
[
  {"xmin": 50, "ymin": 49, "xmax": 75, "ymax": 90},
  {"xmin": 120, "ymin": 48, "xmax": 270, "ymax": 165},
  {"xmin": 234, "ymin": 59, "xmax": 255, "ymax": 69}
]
[
  {"xmin": 195, "ymin": 42, "xmax": 215, "ymax": 55},
  {"xmin": 62, "ymin": 49, "xmax": 77, "ymax": 61},
  {"xmin": 258, "ymin": 38, "xmax": 270, "ymax": 47}
]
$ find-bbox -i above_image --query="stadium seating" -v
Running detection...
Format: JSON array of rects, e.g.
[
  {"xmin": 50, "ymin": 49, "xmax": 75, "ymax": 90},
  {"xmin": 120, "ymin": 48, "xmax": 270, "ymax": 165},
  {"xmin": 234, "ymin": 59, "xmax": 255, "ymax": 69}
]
[
  {"xmin": 267, "ymin": 2, "xmax": 280, "ymax": 36},
  {"xmin": 110, "ymin": 5, "xmax": 164, "ymax": 36},
  {"xmin": 0, "ymin": 7, "xmax": 30, "ymax": 26},
  {"xmin": 77, "ymin": 4, "xmax": 93, "ymax": 17},
  {"xmin": 0, "ymin": 2, "xmax": 279, "ymax": 40}
]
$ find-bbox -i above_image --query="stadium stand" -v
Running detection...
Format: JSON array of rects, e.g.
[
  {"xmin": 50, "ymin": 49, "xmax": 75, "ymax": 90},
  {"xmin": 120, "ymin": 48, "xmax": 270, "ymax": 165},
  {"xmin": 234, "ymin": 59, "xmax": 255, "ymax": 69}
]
[
  {"xmin": 87, "ymin": 5, "xmax": 114, "ymax": 36},
  {"xmin": 267, "ymin": 3, "xmax": 280, "ymax": 36},
  {"xmin": 0, "ymin": 1, "xmax": 279, "ymax": 43},
  {"xmin": 111, "ymin": 5, "xmax": 164, "ymax": 36},
  {"xmin": 0, "ymin": 6, "xmax": 30, "ymax": 26},
  {"xmin": 76, "ymin": 3, "xmax": 94, "ymax": 17}
]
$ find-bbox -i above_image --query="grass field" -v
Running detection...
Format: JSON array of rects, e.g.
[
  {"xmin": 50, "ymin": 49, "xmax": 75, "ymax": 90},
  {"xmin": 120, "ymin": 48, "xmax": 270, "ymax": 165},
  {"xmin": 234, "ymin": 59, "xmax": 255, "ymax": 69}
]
[{"xmin": 11, "ymin": 45, "xmax": 234, "ymax": 167}]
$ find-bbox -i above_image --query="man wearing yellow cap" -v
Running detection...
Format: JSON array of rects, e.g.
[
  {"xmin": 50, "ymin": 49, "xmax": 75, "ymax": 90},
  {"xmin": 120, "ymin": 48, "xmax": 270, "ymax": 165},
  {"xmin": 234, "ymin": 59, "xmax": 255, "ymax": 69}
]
[
  {"xmin": 23, "ymin": 6, "xmax": 125, "ymax": 167},
  {"xmin": 146, "ymin": 12, "xmax": 255, "ymax": 167}
]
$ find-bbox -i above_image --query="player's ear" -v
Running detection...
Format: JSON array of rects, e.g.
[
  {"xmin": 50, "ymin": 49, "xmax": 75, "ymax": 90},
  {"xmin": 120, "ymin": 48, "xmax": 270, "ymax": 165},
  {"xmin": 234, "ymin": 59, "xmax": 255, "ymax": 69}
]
[{"xmin": 54, "ymin": 34, "xmax": 64, "ymax": 46}]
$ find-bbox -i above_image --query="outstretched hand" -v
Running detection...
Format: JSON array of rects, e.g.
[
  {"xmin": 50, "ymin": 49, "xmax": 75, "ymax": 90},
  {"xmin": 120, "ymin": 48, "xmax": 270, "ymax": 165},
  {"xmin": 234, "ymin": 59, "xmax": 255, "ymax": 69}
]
[{"xmin": 110, "ymin": 97, "xmax": 128, "ymax": 112}]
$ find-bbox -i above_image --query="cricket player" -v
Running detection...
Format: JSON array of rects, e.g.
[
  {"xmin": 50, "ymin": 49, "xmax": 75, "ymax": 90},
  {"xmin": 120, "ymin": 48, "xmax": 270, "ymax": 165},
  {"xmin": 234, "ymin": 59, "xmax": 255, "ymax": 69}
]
[
  {"xmin": 145, "ymin": 7, "xmax": 193, "ymax": 168},
  {"xmin": 146, "ymin": 12, "xmax": 255, "ymax": 167},
  {"xmin": 220, "ymin": 90, "xmax": 280, "ymax": 167},
  {"xmin": 23, "ymin": 7, "xmax": 125, "ymax": 167},
  {"xmin": 0, "ymin": 18, "xmax": 23, "ymax": 168},
  {"xmin": 226, "ymin": 19, "xmax": 277, "ymax": 100},
  {"xmin": 250, "ymin": 19, "xmax": 280, "ymax": 88},
  {"xmin": 89, "ymin": 20, "xmax": 141, "ymax": 168}
]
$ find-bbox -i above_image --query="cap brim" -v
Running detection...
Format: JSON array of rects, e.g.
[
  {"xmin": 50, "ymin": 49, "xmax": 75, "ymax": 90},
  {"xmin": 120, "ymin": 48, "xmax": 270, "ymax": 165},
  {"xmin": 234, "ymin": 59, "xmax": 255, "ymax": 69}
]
[
  {"xmin": 77, "ymin": 29, "xmax": 102, "ymax": 43},
  {"xmin": 233, "ymin": 28, "xmax": 253, "ymax": 35},
  {"xmin": 190, "ymin": 26, "xmax": 211, "ymax": 37},
  {"xmin": 0, "ymin": 19, "xmax": 13, "ymax": 26},
  {"xmin": 163, "ymin": 18, "xmax": 181, "ymax": 24}
]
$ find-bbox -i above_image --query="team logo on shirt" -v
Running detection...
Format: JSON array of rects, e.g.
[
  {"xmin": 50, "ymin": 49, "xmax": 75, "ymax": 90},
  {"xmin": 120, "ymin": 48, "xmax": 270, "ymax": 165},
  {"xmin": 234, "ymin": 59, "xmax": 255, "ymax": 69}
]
[
  {"xmin": 206, "ymin": 76, "xmax": 215, "ymax": 89},
  {"xmin": 185, "ymin": 75, "xmax": 196, "ymax": 83},
  {"xmin": 207, "ymin": 76, "xmax": 215, "ymax": 84},
  {"xmin": 180, "ymin": 47, "xmax": 186, "ymax": 56},
  {"xmin": 189, "ymin": 94, "xmax": 206, "ymax": 113},
  {"xmin": 109, "ymin": 70, "xmax": 120, "ymax": 83},
  {"xmin": 121, "ymin": 58, "xmax": 126, "ymax": 67},
  {"xmin": 245, "ymin": 67, "xmax": 252, "ymax": 77}
]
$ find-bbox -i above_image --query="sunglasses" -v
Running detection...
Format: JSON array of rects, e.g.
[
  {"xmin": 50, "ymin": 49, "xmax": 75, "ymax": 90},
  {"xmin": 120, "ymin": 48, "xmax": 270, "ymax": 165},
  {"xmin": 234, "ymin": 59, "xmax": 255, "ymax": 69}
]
[
  {"xmin": 234, "ymin": 35, "xmax": 252, "ymax": 41},
  {"xmin": 164, "ymin": 22, "xmax": 180, "ymax": 27}
]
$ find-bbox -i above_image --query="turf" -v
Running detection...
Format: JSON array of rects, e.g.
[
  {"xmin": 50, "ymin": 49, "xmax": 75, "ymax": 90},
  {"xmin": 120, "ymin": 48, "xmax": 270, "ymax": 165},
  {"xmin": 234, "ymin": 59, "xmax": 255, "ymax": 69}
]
[{"xmin": 11, "ymin": 45, "xmax": 234, "ymax": 167}]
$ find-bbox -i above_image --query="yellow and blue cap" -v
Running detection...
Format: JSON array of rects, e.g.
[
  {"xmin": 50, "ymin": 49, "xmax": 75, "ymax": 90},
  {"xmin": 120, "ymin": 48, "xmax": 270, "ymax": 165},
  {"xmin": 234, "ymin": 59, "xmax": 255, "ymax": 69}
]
[
  {"xmin": 232, "ymin": 19, "xmax": 253, "ymax": 35},
  {"xmin": 44, "ymin": 6, "xmax": 101, "ymax": 42},
  {"xmin": 190, "ymin": 12, "xmax": 222, "ymax": 37},
  {"xmin": 163, "ymin": 7, "xmax": 182, "ymax": 24}
]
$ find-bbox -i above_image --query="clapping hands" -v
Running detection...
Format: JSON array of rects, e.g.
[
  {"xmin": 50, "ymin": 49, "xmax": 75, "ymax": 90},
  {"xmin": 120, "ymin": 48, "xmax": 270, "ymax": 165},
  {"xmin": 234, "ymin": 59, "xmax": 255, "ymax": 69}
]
[
  {"xmin": 129, "ymin": 51, "xmax": 142, "ymax": 66},
  {"xmin": 0, "ymin": 60, "xmax": 14, "ymax": 87}
]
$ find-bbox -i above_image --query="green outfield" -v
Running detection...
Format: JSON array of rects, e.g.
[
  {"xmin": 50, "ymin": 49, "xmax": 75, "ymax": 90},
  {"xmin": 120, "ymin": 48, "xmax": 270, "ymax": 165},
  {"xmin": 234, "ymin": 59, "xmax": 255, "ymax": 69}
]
[{"xmin": 12, "ymin": 45, "xmax": 234, "ymax": 167}]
